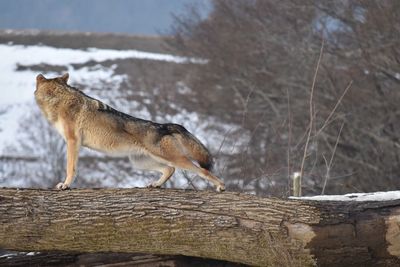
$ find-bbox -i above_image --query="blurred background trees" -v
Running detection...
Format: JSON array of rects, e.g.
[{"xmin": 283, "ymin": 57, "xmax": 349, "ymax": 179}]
[
  {"xmin": 0, "ymin": 0, "xmax": 399, "ymax": 196},
  {"xmin": 168, "ymin": 0, "xmax": 400, "ymax": 195}
]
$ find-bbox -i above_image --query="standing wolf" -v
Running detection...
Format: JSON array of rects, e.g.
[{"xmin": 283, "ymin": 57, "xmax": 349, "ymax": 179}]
[{"xmin": 34, "ymin": 73, "xmax": 225, "ymax": 192}]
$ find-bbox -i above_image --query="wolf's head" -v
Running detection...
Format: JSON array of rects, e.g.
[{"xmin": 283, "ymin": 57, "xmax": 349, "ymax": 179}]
[
  {"xmin": 36, "ymin": 73, "xmax": 69, "ymax": 90},
  {"xmin": 34, "ymin": 73, "xmax": 70, "ymax": 110},
  {"xmin": 35, "ymin": 73, "xmax": 69, "ymax": 97}
]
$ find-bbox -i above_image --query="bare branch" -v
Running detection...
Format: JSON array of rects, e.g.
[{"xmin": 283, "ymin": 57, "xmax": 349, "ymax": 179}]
[
  {"xmin": 321, "ymin": 122, "xmax": 344, "ymax": 195},
  {"xmin": 299, "ymin": 38, "xmax": 325, "ymax": 196},
  {"xmin": 317, "ymin": 80, "xmax": 353, "ymax": 135}
]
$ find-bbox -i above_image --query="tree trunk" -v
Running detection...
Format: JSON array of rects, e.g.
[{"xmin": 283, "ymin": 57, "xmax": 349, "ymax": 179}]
[{"xmin": 0, "ymin": 188, "xmax": 399, "ymax": 266}]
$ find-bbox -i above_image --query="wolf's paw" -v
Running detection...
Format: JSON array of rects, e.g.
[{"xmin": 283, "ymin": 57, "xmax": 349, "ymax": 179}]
[
  {"xmin": 56, "ymin": 183, "xmax": 70, "ymax": 190},
  {"xmin": 147, "ymin": 182, "xmax": 161, "ymax": 188},
  {"xmin": 216, "ymin": 184, "xmax": 225, "ymax": 193}
]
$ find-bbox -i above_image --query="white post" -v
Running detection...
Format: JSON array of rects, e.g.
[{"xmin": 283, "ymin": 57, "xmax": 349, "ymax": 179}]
[{"xmin": 292, "ymin": 172, "xmax": 301, "ymax": 197}]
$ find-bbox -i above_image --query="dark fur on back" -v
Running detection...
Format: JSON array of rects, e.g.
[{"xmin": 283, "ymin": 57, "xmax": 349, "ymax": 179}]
[
  {"xmin": 66, "ymin": 83, "xmax": 214, "ymax": 171},
  {"xmin": 169, "ymin": 124, "xmax": 214, "ymax": 171},
  {"xmin": 94, "ymin": 97, "xmax": 214, "ymax": 171}
]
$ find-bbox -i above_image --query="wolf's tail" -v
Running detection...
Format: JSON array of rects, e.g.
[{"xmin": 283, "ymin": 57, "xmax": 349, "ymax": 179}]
[{"xmin": 168, "ymin": 124, "xmax": 214, "ymax": 170}]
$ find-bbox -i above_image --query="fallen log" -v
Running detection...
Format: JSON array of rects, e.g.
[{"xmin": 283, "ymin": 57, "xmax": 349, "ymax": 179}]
[
  {"xmin": 0, "ymin": 251, "xmax": 244, "ymax": 267},
  {"xmin": 0, "ymin": 188, "xmax": 399, "ymax": 266}
]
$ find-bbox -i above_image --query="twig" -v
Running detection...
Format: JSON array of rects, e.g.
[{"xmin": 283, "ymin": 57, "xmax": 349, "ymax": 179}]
[
  {"xmin": 299, "ymin": 38, "xmax": 325, "ymax": 197},
  {"xmin": 321, "ymin": 122, "xmax": 344, "ymax": 195},
  {"xmin": 182, "ymin": 171, "xmax": 198, "ymax": 191},
  {"xmin": 320, "ymin": 132, "xmax": 379, "ymax": 171},
  {"xmin": 241, "ymin": 87, "xmax": 255, "ymax": 126},
  {"xmin": 317, "ymin": 80, "xmax": 352, "ymax": 135},
  {"xmin": 286, "ymin": 87, "xmax": 292, "ymax": 195}
]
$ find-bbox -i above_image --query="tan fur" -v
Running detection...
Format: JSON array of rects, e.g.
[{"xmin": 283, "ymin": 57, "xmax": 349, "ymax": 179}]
[{"xmin": 34, "ymin": 73, "xmax": 225, "ymax": 192}]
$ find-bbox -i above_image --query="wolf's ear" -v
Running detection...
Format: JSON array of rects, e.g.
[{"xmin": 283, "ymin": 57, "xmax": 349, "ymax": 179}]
[
  {"xmin": 36, "ymin": 74, "xmax": 47, "ymax": 83},
  {"xmin": 60, "ymin": 73, "xmax": 69, "ymax": 83}
]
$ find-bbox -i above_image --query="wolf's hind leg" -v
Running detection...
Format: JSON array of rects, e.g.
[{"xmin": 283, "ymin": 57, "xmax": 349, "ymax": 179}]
[
  {"xmin": 167, "ymin": 156, "xmax": 225, "ymax": 192},
  {"xmin": 129, "ymin": 153, "xmax": 174, "ymax": 188},
  {"xmin": 148, "ymin": 166, "xmax": 175, "ymax": 188}
]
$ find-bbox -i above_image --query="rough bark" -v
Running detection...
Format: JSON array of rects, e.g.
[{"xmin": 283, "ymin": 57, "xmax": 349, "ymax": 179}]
[{"xmin": 0, "ymin": 188, "xmax": 399, "ymax": 266}]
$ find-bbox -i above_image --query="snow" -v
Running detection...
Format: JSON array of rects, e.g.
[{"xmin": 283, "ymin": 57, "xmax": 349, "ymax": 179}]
[
  {"xmin": 0, "ymin": 43, "xmax": 246, "ymax": 189},
  {"xmin": 1, "ymin": 44, "xmax": 200, "ymax": 68},
  {"xmin": 0, "ymin": 43, "xmax": 202, "ymax": 153},
  {"xmin": 0, "ymin": 253, "xmax": 18, "ymax": 259},
  {"xmin": 25, "ymin": 252, "xmax": 40, "ymax": 256},
  {"xmin": 0, "ymin": 251, "xmax": 40, "ymax": 259},
  {"xmin": 0, "ymin": 43, "xmax": 200, "ymax": 106},
  {"xmin": 0, "ymin": 104, "xmax": 29, "ymax": 152},
  {"xmin": 291, "ymin": 190, "xmax": 400, "ymax": 201}
]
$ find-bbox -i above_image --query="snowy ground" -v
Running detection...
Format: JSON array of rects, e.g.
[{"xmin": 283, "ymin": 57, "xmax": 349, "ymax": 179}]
[
  {"xmin": 0, "ymin": 43, "xmax": 247, "ymax": 189},
  {"xmin": 292, "ymin": 190, "xmax": 400, "ymax": 201},
  {"xmin": 0, "ymin": 43, "xmax": 202, "ymax": 152}
]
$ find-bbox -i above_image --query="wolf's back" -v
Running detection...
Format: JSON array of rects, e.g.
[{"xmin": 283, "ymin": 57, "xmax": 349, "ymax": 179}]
[{"xmin": 168, "ymin": 124, "xmax": 213, "ymax": 170}]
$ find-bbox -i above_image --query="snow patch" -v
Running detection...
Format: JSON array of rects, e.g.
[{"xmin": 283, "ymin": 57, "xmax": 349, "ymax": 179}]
[
  {"xmin": 291, "ymin": 190, "xmax": 400, "ymax": 201},
  {"xmin": 0, "ymin": 43, "xmax": 199, "ymax": 106},
  {"xmin": 0, "ymin": 43, "xmax": 243, "ymax": 190},
  {"xmin": 0, "ymin": 43, "xmax": 190, "ymax": 152}
]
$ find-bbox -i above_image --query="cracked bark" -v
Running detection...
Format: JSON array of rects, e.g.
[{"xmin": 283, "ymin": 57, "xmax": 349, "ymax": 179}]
[{"xmin": 0, "ymin": 188, "xmax": 399, "ymax": 266}]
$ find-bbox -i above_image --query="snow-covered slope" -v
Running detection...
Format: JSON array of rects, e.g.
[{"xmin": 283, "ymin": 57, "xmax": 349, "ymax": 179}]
[
  {"xmin": 0, "ymin": 43, "xmax": 246, "ymax": 189},
  {"xmin": 0, "ymin": 43, "xmax": 213, "ymax": 152},
  {"xmin": 0, "ymin": 44, "xmax": 198, "ymax": 105}
]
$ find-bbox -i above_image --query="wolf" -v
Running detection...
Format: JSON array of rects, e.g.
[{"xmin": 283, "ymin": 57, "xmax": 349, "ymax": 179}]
[{"xmin": 34, "ymin": 73, "xmax": 225, "ymax": 192}]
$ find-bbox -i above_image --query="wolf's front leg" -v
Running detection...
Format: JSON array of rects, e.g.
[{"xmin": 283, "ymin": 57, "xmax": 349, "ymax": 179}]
[{"xmin": 57, "ymin": 134, "xmax": 80, "ymax": 190}]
